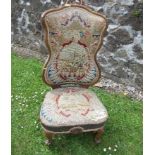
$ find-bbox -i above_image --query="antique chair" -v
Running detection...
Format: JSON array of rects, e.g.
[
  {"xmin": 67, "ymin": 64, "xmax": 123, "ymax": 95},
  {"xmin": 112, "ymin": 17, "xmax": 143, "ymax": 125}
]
[{"xmin": 40, "ymin": 0, "xmax": 108, "ymax": 144}]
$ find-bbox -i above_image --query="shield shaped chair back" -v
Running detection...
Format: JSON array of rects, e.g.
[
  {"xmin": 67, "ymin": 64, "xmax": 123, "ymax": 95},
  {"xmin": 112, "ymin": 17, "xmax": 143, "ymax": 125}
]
[{"xmin": 41, "ymin": 0, "xmax": 107, "ymax": 88}]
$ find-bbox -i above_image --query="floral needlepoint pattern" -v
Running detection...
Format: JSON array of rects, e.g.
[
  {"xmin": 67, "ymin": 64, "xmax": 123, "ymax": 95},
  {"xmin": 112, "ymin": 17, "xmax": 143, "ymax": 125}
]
[
  {"xmin": 40, "ymin": 87, "xmax": 108, "ymax": 126},
  {"xmin": 42, "ymin": 6, "xmax": 107, "ymax": 88},
  {"xmin": 40, "ymin": 4, "xmax": 108, "ymax": 133}
]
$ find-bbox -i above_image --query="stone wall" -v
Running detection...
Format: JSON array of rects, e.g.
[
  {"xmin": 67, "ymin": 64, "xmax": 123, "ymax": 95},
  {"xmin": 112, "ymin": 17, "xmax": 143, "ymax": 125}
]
[{"xmin": 11, "ymin": 0, "xmax": 143, "ymax": 91}]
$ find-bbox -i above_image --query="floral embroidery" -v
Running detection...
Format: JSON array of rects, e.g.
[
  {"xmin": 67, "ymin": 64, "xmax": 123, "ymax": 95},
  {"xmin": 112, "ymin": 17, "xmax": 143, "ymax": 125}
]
[
  {"xmin": 40, "ymin": 87, "xmax": 108, "ymax": 125},
  {"xmin": 43, "ymin": 7, "xmax": 106, "ymax": 88}
]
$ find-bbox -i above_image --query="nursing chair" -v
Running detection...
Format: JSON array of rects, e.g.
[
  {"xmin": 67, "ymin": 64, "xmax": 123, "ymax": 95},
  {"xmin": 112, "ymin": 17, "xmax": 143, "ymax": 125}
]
[{"xmin": 40, "ymin": 0, "xmax": 108, "ymax": 145}]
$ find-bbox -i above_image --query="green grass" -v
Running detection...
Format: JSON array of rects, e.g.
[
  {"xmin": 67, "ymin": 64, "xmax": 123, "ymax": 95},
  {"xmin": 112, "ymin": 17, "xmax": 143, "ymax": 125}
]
[{"xmin": 12, "ymin": 54, "xmax": 143, "ymax": 155}]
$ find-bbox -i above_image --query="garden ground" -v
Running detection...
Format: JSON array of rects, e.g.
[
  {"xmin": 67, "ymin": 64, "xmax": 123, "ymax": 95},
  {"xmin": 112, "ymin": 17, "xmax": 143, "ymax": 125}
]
[{"xmin": 12, "ymin": 54, "xmax": 143, "ymax": 155}]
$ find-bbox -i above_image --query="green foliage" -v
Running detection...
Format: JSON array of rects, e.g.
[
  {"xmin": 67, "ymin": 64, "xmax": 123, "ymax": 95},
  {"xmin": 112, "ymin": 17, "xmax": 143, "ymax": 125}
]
[
  {"xmin": 132, "ymin": 10, "xmax": 141, "ymax": 17},
  {"xmin": 12, "ymin": 54, "xmax": 143, "ymax": 155}
]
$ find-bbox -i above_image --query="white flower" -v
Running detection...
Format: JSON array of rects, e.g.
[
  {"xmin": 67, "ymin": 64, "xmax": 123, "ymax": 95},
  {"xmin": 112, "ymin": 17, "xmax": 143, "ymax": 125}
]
[
  {"xmin": 114, "ymin": 148, "xmax": 117, "ymax": 152},
  {"xmin": 124, "ymin": 92, "xmax": 128, "ymax": 95},
  {"xmin": 103, "ymin": 148, "xmax": 106, "ymax": 152},
  {"xmin": 115, "ymin": 144, "xmax": 118, "ymax": 148},
  {"xmin": 108, "ymin": 147, "xmax": 111, "ymax": 150}
]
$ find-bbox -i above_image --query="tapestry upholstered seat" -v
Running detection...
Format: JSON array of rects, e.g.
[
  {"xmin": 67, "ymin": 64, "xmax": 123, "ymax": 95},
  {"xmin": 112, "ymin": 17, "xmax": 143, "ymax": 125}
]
[
  {"xmin": 40, "ymin": 0, "xmax": 108, "ymax": 144},
  {"xmin": 40, "ymin": 87, "xmax": 108, "ymax": 132}
]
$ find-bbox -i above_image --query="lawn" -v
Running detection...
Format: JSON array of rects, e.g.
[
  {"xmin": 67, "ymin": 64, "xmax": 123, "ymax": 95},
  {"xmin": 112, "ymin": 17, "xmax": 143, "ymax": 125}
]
[{"xmin": 11, "ymin": 54, "xmax": 143, "ymax": 155}]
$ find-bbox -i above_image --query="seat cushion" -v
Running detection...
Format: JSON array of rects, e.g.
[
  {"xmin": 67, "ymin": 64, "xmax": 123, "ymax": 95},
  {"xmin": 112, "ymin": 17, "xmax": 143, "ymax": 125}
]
[{"xmin": 40, "ymin": 87, "xmax": 108, "ymax": 132}]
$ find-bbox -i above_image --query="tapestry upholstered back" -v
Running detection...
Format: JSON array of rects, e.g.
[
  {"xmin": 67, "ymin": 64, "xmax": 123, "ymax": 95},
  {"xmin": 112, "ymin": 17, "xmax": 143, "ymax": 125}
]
[{"xmin": 41, "ymin": 3, "xmax": 107, "ymax": 88}]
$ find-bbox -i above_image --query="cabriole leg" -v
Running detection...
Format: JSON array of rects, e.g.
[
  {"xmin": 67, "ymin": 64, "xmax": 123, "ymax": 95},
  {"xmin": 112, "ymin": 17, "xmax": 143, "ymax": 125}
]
[
  {"xmin": 94, "ymin": 127, "xmax": 104, "ymax": 144},
  {"xmin": 44, "ymin": 130, "xmax": 54, "ymax": 145}
]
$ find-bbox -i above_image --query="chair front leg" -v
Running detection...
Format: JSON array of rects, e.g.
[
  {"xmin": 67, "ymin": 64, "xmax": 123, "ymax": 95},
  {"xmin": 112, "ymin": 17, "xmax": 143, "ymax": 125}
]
[
  {"xmin": 44, "ymin": 130, "xmax": 54, "ymax": 145},
  {"xmin": 94, "ymin": 127, "xmax": 104, "ymax": 144}
]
